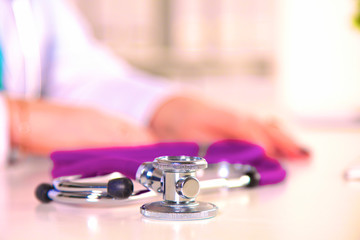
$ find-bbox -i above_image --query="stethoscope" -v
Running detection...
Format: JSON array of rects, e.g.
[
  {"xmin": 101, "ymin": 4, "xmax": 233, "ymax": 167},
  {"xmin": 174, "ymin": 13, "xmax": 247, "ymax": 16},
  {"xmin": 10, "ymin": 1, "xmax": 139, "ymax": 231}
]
[{"xmin": 36, "ymin": 156, "xmax": 260, "ymax": 221}]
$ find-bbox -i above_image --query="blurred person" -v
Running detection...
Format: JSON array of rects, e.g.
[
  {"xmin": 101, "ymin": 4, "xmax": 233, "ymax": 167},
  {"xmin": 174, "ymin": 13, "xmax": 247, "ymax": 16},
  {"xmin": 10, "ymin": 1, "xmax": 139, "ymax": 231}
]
[{"xmin": 0, "ymin": 0, "xmax": 308, "ymax": 165}]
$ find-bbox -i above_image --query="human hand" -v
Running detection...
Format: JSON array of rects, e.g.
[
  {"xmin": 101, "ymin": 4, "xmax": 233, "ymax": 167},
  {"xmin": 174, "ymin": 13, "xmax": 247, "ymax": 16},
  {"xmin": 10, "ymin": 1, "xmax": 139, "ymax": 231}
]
[
  {"xmin": 7, "ymin": 98, "xmax": 156, "ymax": 155},
  {"xmin": 150, "ymin": 97, "xmax": 309, "ymax": 159}
]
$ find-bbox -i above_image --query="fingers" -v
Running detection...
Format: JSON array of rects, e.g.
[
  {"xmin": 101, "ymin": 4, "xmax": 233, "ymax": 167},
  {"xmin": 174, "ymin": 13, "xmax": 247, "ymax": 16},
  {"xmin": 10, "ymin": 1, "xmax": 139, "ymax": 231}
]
[
  {"xmin": 227, "ymin": 116, "xmax": 310, "ymax": 160},
  {"xmin": 242, "ymin": 119, "xmax": 279, "ymax": 158},
  {"xmin": 197, "ymin": 111, "xmax": 278, "ymax": 156},
  {"xmin": 260, "ymin": 122, "xmax": 310, "ymax": 159},
  {"xmin": 246, "ymin": 117, "xmax": 309, "ymax": 159},
  {"xmin": 203, "ymin": 111, "xmax": 310, "ymax": 160},
  {"xmin": 149, "ymin": 96, "xmax": 310, "ymax": 160}
]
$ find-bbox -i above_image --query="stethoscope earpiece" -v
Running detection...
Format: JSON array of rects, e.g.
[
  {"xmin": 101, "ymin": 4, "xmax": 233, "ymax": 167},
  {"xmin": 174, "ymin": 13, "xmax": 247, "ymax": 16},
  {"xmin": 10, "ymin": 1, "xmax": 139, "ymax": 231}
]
[
  {"xmin": 35, "ymin": 183, "xmax": 54, "ymax": 203},
  {"xmin": 243, "ymin": 166, "xmax": 261, "ymax": 188},
  {"xmin": 107, "ymin": 177, "xmax": 134, "ymax": 199},
  {"xmin": 34, "ymin": 176, "xmax": 135, "ymax": 205}
]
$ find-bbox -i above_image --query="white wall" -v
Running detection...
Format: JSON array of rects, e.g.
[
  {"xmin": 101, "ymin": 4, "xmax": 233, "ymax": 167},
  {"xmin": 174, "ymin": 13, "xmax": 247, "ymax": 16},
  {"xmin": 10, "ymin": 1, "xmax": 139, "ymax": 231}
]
[{"xmin": 276, "ymin": 0, "xmax": 360, "ymax": 119}]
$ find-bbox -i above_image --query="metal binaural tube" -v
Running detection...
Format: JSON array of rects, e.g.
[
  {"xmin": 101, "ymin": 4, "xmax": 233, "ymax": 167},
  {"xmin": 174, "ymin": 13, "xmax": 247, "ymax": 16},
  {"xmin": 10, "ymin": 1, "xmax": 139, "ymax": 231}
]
[
  {"xmin": 53, "ymin": 179, "xmax": 108, "ymax": 193},
  {"xmin": 136, "ymin": 162, "xmax": 260, "ymax": 193},
  {"xmin": 51, "ymin": 174, "xmax": 134, "ymax": 199},
  {"xmin": 47, "ymin": 189, "xmax": 158, "ymax": 207}
]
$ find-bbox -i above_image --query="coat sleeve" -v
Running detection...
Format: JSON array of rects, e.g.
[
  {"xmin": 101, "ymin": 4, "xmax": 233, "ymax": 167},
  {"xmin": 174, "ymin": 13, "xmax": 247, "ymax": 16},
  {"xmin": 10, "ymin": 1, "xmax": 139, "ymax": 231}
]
[{"xmin": 43, "ymin": 0, "xmax": 175, "ymax": 125}]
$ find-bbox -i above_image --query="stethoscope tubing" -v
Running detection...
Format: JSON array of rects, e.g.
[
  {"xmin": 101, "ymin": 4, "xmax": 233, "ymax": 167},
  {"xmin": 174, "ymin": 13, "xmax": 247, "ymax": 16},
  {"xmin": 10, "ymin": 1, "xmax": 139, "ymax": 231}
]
[{"xmin": 36, "ymin": 163, "xmax": 260, "ymax": 207}]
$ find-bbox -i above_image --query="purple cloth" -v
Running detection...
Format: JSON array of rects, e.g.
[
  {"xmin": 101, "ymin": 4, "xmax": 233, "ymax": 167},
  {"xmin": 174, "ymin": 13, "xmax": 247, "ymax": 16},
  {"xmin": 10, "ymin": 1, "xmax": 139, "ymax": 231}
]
[
  {"xmin": 205, "ymin": 140, "xmax": 286, "ymax": 185},
  {"xmin": 51, "ymin": 140, "xmax": 286, "ymax": 185},
  {"xmin": 51, "ymin": 142, "xmax": 199, "ymax": 179}
]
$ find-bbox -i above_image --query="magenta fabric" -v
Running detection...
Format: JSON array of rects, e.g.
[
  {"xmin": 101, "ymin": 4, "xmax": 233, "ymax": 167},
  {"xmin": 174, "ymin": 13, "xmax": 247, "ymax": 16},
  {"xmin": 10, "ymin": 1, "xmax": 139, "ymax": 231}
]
[
  {"xmin": 51, "ymin": 142, "xmax": 199, "ymax": 179},
  {"xmin": 205, "ymin": 140, "xmax": 286, "ymax": 185},
  {"xmin": 50, "ymin": 140, "xmax": 286, "ymax": 185}
]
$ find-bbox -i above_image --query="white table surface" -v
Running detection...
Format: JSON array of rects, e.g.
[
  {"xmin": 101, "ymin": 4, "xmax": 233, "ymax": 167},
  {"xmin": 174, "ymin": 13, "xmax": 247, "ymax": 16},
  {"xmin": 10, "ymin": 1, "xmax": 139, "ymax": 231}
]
[
  {"xmin": 1, "ymin": 79, "xmax": 360, "ymax": 240},
  {"xmin": 2, "ymin": 123, "xmax": 360, "ymax": 240}
]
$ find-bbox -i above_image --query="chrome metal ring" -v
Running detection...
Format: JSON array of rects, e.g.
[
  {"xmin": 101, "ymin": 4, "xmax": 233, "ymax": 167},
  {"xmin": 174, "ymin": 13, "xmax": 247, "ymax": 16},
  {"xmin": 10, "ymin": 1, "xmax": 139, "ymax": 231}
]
[{"xmin": 153, "ymin": 156, "xmax": 207, "ymax": 172}]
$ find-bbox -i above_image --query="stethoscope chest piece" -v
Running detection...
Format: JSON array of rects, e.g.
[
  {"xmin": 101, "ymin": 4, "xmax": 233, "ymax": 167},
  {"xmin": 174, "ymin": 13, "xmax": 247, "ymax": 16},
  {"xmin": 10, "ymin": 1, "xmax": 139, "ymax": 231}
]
[{"xmin": 140, "ymin": 156, "xmax": 218, "ymax": 220}]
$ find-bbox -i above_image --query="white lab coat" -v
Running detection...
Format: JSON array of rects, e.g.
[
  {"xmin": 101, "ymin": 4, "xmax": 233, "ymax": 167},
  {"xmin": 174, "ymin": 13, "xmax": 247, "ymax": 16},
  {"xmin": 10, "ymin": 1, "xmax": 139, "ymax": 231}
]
[{"xmin": 0, "ymin": 0, "xmax": 173, "ymax": 164}]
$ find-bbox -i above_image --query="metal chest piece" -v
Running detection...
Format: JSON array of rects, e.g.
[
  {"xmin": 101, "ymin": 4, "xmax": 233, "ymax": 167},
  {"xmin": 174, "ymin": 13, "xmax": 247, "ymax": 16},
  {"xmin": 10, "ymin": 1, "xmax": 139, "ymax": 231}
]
[{"xmin": 140, "ymin": 156, "xmax": 218, "ymax": 220}]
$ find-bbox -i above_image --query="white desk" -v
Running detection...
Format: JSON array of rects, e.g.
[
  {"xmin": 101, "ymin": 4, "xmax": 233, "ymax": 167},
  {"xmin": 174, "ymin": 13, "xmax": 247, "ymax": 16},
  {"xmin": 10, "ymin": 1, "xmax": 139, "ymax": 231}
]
[
  {"xmin": 1, "ymin": 78, "xmax": 360, "ymax": 240},
  {"xmin": 1, "ymin": 126, "xmax": 360, "ymax": 240}
]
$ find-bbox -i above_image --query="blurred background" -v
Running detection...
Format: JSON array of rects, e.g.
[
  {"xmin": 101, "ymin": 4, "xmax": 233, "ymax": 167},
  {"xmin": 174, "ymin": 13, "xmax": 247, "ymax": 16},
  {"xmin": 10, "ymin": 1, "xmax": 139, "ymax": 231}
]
[
  {"xmin": 72, "ymin": 0, "xmax": 276, "ymax": 77},
  {"xmin": 71, "ymin": 0, "xmax": 360, "ymax": 124}
]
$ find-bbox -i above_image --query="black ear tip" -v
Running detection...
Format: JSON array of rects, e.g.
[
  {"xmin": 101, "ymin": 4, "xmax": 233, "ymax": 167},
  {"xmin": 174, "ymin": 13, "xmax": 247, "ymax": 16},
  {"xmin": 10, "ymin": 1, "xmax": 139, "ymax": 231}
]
[
  {"xmin": 245, "ymin": 168, "xmax": 261, "ymax": 188},
  {"xmin": 107, "ymin": 177, "xmax": 134, "ymax": 199},
  {"xmin": 35, "ymin": 183, "xmax": 54, "ymax": 203}
]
